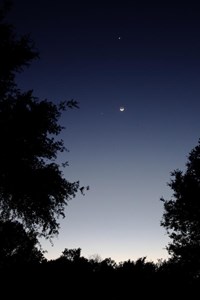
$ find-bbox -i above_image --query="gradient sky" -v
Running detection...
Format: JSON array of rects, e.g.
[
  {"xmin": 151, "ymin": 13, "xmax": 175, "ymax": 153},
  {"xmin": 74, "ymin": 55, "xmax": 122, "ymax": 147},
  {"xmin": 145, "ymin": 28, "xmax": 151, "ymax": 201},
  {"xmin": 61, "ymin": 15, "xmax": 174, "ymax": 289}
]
[{"xmin": 7, "ymin": 0, "xmax": 200, "ymax": 262}]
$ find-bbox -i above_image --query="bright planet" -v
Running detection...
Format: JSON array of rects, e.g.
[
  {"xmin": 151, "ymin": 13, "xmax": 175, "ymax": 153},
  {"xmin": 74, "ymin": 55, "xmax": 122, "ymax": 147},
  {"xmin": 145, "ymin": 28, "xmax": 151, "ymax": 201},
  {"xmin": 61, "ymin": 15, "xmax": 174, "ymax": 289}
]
[{"xmin": 120, "ymin": 107, "xmax": 125, "ymax": 112}]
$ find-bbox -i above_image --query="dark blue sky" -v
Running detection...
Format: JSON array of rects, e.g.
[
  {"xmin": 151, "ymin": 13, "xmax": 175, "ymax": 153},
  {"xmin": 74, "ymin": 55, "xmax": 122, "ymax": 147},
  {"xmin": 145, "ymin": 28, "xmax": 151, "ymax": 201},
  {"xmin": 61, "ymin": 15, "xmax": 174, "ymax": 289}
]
[{"xmin": 7, "ymin": 0, "xmax": 200, "ymax": 262}]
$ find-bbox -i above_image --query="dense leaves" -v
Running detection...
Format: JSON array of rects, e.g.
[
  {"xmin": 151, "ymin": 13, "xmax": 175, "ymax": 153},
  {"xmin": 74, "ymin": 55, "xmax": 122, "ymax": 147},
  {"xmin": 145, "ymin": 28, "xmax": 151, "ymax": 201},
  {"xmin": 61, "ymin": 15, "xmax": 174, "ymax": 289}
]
[
  {"xmin": 161, "ymin": 140, "xmax": 200, "ymax": 277},
  {"xmin": 0, "ymin": 5, "xmax": 79, "ymax": 238},
  {"xmin": 0, "ymin": 3, "xmax": 38, "ymax": 99},
  {"xmin": 0, "ymin": 219, "xmax": 44, "ymax": 268}
]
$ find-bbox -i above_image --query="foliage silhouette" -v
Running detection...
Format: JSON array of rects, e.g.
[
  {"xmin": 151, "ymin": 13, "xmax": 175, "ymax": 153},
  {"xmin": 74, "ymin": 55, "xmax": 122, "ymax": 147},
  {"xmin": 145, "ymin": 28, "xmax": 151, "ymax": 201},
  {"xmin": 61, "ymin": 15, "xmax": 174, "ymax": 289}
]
[
  {"xmin": 1, "ymin": 247, "xmax": 199, "ymax": 297},
  {"xmin": 61, "ymin": 247, "xmax": 81, "ymax": 261},
  {"xmin": 0, "ymin": 3, "xmax": 80, "ymax": 240},
  {"xmin": 0, "ymin": 1, "xmax": 38, "ymax": 99},
  {"xmin": 161, "ymin": 139, "xmax": 200, "ymax": 279},
  {"xmin": 0, "ymin": 219, "xmax": 44, "ymax": 269},
  {"xmin": 37, "ymin": 248, "xmax": 199, "ymax": 296}
]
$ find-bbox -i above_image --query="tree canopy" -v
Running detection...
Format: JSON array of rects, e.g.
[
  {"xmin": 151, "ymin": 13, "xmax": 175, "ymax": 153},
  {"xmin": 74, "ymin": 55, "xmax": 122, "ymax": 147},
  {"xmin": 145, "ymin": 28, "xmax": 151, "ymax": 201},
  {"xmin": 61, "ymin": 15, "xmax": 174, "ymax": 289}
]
[
  {"xmin": 161, "ymin": 140, "xmax": 200, "ymax": 276},
  {"xmin": 0, "ymin": 3, "xmax": 79, "ymax": 239},
  {"xmin": 0, "ymin": 219, "xmax": 45, "ymax": 268}
]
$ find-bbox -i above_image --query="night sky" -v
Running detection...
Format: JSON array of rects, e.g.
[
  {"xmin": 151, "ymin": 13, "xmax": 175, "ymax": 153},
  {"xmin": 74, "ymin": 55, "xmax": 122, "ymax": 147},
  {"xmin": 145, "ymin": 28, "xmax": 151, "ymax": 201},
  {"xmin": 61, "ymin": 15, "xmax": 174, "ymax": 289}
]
[{"xmin": 7, "ymin": 0, "xmax": 200, "ymax": 262}]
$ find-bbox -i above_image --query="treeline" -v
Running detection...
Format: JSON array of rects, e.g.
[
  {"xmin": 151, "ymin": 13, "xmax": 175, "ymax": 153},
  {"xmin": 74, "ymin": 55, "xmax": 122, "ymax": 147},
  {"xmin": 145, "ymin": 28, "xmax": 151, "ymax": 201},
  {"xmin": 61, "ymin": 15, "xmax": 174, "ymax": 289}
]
[{"xmin": 1, "ymin": 247, "xmax": 199, "ymax": 297}]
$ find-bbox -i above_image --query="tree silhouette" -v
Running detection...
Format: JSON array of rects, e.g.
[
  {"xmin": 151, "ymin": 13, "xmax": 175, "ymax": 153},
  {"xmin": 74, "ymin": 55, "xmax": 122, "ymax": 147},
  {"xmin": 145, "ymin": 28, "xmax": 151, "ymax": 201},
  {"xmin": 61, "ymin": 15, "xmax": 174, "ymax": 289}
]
[
  {"xmin": 161, "ymin": 139, "xmax": 200, "ymax": 278},
  {"xmin": 0, "ymin": 219, "xmax": 44, "ymax": 269},
  {"xmin": 61, "ymin": 247, "xmax": 81, "ymax": 261},
  {"xmin": 0, "ymin": 2, "xmax": 38, "ymax": 99},
  {"xmin": 0, "ymin": 4, "xmax": 79, "ymax": 239}
]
